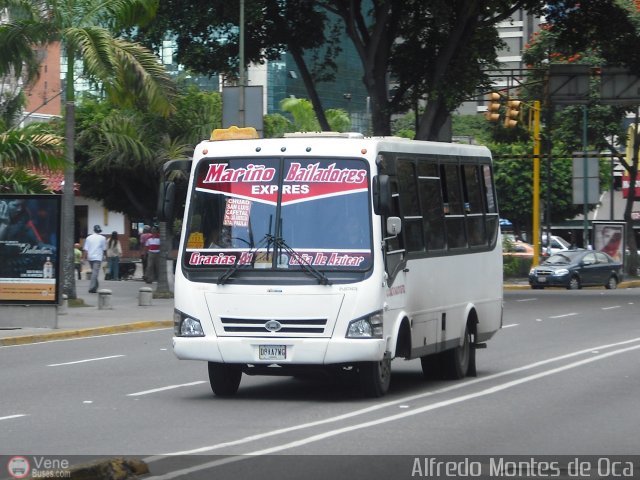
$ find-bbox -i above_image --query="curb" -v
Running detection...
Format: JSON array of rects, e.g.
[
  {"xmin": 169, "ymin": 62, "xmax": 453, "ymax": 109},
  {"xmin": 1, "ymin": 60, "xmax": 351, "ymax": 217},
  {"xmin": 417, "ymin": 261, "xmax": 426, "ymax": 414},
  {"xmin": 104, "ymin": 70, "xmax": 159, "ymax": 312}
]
[{"xmin": 0, "ymin": 320, "xmax": 173, "ymax": 346}]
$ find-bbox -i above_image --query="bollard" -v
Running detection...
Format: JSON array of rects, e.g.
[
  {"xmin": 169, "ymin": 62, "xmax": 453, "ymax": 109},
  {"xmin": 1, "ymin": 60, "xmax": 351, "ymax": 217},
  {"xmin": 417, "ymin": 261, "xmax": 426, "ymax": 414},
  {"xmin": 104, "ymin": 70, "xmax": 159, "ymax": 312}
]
[
  {"xmin": 97, "ymin": 289, "xmax": 113, "ymax": 310},
  {"xmin": 58, "ymin": 294, "xmax": 68, "ymax": 315},
  {"xmin": 138, "ymin": 287, "xmax": 153, "ymax": 306}
]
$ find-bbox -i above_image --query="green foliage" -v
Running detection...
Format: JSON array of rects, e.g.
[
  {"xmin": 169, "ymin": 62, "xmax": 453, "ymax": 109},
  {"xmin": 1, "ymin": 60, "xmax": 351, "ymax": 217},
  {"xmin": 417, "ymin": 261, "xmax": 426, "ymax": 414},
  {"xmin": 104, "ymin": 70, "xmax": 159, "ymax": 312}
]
[
  {"xmin": 0, "ymin": 123, "xmax": 66, "ymax": 170},
  {"xmin": 264, "ymin": 113, "xmax": 294, "ymax": 138},
  {"xmin": 0, "ymin": 167, "xmax": 50, "ymax": 194},
  {"xmin": 278, "ymin": 98, "xmax": 351, "ymax": 133}
]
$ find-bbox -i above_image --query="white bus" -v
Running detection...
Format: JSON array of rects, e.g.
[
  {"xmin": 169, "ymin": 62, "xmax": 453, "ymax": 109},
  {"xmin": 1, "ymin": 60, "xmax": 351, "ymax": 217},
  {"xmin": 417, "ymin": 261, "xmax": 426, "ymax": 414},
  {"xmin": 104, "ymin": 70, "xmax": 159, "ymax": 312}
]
[{"xmin": 166, "ymin": 127, "xmax": 503, "ymax": 397}]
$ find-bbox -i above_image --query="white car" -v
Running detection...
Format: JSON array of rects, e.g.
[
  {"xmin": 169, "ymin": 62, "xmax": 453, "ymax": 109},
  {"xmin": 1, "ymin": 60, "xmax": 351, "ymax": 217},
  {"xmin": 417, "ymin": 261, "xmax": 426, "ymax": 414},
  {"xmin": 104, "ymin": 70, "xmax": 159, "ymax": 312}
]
[{"xmin": 541, "ymin": 234, "xmax": 571, "ymax": 256}]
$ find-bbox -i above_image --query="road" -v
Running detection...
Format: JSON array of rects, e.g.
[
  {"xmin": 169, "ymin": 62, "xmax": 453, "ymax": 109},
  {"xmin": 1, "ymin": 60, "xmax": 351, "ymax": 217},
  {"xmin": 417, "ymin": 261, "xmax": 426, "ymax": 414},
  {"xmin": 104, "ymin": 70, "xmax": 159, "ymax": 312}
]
[{"xmin": 1, "ymin": 289, "xmax": 639, "ymax": 479}]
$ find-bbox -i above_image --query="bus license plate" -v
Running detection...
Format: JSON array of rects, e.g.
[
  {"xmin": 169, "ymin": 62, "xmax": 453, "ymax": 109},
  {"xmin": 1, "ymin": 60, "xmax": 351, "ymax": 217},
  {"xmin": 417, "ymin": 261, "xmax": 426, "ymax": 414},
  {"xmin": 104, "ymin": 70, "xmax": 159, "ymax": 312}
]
[{"xmin": 259, "ymin": 345, "xmax": 286, "ymax": 360}]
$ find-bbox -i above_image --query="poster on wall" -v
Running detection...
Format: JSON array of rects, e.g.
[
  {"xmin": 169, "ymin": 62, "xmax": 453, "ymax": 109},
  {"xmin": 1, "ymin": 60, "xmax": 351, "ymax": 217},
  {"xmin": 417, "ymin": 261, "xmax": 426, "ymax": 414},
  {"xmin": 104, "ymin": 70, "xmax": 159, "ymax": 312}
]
[
  {"xmin": 592, "ymin": 221, "xmax": 625, "ymax": 264},
  {"xmin": 0, "ymin": 195, "xmax": 61, "ymax": 304}
]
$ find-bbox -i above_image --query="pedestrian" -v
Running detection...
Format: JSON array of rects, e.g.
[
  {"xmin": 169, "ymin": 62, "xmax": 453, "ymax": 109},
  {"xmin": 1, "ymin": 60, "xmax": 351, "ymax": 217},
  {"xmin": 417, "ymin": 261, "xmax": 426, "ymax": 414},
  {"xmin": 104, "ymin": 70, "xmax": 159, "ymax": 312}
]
[
  {"xmin": 106, "ymin": 231, "xmax": 123, "ymax": 280},
  {"xmin": 144, "ymin": 226, "xmax": 161, "ymax": 284},
  {"xmin": 83, "ymin": 225, "xmax": 106, "ymax": 293},
  {"xmin": 74, "ymin": 243, "xmax": 83, "ymax": 280},
  {"xmin": 139, "ymin": 225, "xmax": 152, "ymax": 278}
]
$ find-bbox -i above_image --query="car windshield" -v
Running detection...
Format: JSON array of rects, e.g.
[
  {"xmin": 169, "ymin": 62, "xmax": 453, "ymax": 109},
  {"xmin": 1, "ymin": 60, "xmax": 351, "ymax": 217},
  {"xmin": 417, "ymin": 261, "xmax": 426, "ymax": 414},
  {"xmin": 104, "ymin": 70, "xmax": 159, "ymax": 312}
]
[
  {"xmin": 182, "ymin": 156, "xmax": 372, "ymax": 273},
  {"xmin": 543, "ymin": 251, "xmax": 581, "ymax": 265}
]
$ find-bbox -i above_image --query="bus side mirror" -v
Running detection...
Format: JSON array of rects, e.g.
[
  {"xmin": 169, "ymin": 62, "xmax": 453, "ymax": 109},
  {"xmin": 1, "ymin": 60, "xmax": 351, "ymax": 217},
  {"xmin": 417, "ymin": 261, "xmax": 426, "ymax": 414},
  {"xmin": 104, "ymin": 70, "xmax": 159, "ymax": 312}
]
[
  {"xmin": 373, "ymin": 174, "xmax": 392, "ymax": 216},
  {"xmin": 157, "ymin": 181, "xmax": 175, "ymax": 222},
  {"xmin": 387, "ymin": 217, "xmax": 402, "ymax": 236}
]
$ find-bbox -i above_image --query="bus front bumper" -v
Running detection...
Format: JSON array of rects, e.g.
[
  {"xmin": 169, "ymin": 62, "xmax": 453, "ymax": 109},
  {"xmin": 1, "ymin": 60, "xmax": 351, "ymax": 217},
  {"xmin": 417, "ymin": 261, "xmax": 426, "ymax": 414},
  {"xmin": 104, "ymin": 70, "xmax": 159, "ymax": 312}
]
[{"xmin": 173, "ymin": 336, "xmax": 386, "ymax": 365}]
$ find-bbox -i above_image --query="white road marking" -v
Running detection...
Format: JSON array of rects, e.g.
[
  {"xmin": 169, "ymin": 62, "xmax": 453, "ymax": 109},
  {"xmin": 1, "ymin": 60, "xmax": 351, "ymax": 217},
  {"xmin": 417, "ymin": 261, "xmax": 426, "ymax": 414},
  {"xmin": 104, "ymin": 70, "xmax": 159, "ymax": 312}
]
[
  {"xmin": 146, "ymin": 340, "xmax": 640, "ymax": 479},
  {"xmin": 602, "ymin": 306, "xmax": 620, "ymax": 310},
  {"xmin": 47, "ymin": 354, "xmax": 125, "ymax": 367},
  {"xmin": 515, "ymin": 298, "xmax": 537, "ymax": 302},
  {"xmin": 0, "ymin": 414, "xmax": 27, "ymax": 421},
  {"xmin": 502, "ymin": 323, "xmax": 519, "ymax": 328},
  {"xmin": 549, "ymin": 312, "xmax": 578, "ymax": 319},
  {"xmin": 145, "ymin": 336, "xmax": 640, "ymax": 461},
  {"xmin": 127, "ymin": 381, "xmax": 207, "ymax": 397}
]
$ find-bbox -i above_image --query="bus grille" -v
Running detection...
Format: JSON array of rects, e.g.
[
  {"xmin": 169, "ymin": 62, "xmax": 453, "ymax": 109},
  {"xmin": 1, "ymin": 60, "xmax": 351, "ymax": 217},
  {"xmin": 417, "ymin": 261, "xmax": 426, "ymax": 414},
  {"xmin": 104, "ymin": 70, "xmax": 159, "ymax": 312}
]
[{"xmin": 219, "ymin": 317, "xmax": 327, "ymax": 335}]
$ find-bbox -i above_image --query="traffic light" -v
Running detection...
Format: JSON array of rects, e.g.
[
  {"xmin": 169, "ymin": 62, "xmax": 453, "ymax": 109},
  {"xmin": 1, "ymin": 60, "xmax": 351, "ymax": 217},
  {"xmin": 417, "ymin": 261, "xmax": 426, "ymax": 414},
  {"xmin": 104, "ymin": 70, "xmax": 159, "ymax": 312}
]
[
  {"xmin": 504, "ymin": 99, "xmax": 521, "ymax": 128},
  {"xmin": 485, "ymin": 92, "xmax": 501, "ymax": 122}
]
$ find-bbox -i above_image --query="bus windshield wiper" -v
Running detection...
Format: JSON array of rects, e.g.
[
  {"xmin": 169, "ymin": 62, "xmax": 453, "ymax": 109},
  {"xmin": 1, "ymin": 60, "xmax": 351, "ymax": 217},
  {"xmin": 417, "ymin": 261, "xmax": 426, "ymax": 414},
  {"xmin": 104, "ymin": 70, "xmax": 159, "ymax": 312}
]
[
  {"xmin": 268, "ymin": 234, "xmax": 332, "ymax": 286},
  {"xmin": 217, "ymin": 234, "xmax": 272, "ymax": 285}
]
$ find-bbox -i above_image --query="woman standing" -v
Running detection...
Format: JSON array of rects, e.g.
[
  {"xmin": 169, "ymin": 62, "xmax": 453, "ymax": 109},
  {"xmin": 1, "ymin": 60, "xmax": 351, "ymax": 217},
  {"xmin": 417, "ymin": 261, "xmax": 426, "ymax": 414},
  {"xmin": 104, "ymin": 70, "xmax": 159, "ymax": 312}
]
[{"xmin": 106, "ymin": 231, "xmax": 123, "ymax": 280}]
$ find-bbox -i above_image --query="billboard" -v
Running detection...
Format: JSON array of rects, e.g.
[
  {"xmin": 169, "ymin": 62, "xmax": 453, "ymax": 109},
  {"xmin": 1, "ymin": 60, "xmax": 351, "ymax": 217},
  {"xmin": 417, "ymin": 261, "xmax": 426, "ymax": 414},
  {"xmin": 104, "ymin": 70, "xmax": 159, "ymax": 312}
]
[
  {"xmin": 0, "ymin": 195, "xmax": 61, "ymax": 304},
  {"xmin": 592, "ymin": 222, "xmax": 625, "ymax": 264}
]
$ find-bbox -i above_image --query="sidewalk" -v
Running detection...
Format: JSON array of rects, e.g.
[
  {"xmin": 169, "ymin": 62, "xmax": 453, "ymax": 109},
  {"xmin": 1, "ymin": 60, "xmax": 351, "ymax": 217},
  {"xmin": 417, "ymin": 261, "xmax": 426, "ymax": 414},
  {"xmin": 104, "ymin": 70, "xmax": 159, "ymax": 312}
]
[{"xmin": 0, "ymin": 268, "xmax": 174, "ymax": 346}]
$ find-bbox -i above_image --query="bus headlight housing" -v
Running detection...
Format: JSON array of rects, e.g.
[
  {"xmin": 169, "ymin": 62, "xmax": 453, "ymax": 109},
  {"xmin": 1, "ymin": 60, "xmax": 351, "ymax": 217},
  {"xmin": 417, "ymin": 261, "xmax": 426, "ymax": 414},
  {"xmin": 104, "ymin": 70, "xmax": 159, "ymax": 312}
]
[
  {"xmin": 346, "ymin": 310, "xmax": 383, "ymax": 339},
  {"xmin": 174, "ymin": 310, "xmax": 205, "ymax": 337}
]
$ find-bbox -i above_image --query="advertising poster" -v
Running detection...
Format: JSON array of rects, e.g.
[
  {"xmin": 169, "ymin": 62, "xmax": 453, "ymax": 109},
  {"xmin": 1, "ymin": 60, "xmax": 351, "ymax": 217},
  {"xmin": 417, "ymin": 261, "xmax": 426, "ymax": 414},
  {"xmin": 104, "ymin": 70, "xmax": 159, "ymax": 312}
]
[
  {"xmin": 592, "ymin": 222, "xmax": 625, "ymax": 264},
  {"xmin": 0, "ymin": 195, "xmax": 60, "ymax": 304}
]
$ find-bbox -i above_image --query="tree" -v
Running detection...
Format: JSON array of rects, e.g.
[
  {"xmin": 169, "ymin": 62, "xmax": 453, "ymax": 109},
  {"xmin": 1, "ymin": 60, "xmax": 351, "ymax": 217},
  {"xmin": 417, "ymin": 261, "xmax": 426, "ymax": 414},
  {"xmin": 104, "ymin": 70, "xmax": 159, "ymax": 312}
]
[
  {"xmin": 135, "ymin": 0, "xmax": 338, "ymax": 130},
  {"xmin": 136, "ymin": 0, "xmax": 546, "ymax": 139},
  {"xmin": 0, "ymin": 122, "xmax": 66, "ymax": 193},
  {"xmin": 529, "ymin": 0, "xmax": 640, "ymax": 275},
  {"xmin": 279, "ymin": 97, "xmax": 350, "ymax": 132},
  {"xmin": 0, "ymin": 0, "xmax": 177, "ymax": 299}
]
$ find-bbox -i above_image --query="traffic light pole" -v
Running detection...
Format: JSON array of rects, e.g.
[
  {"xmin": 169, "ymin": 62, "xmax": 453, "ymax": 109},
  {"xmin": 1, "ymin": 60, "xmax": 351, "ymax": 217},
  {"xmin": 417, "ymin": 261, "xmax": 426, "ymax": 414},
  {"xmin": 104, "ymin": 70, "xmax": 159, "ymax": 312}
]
[{"xmin": 532, "ymin": 100, "xmax": 541, "ymax": 266}]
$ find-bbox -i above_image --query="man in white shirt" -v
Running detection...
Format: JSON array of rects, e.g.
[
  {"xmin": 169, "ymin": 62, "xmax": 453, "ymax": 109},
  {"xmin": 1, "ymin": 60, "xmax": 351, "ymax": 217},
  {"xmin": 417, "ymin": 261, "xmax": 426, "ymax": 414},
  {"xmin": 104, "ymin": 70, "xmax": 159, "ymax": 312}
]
[{"xmin": 83, "ymin": 225, "xmax": 107, "ymax": 293}]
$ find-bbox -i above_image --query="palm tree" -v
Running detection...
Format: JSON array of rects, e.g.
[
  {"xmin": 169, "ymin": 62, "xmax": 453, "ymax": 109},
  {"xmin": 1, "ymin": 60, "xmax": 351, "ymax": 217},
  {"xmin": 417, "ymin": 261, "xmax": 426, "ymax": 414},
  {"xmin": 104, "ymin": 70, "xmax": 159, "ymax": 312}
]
[
  {"xmin": 0, "ymin": 0, "xmax": 176, "ymax": 300},
  {"xmin": 78, "ymin": 109, "xmax": 191, "ymax": 297}
]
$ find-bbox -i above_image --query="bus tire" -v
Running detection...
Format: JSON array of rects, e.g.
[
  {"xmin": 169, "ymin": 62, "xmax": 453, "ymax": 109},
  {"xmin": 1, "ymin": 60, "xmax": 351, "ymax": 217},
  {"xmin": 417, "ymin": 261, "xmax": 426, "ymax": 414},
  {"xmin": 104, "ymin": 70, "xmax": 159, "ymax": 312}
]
[
  {"xmin": 442, "ymin": 324, "xmax": 471, "ymax": 380},
  {"xmin": 358, "ymin": 353, "xmax": 391, "ymax": 397},
  {"xmin": 208, "ymin": 362, "xmax": 242, "ymax": 397}
]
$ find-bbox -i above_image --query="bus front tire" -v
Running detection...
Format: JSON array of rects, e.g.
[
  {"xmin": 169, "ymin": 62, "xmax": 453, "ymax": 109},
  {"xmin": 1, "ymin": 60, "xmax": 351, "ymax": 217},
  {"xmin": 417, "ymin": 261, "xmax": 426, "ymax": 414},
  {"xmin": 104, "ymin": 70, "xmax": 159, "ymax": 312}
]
[
  {"xmin": 358, "ymin": 353, "xmax": 391, "ymax": 397},
  {"xmin": 208, "ymin": 362, "xmax": 242, "ymax": 397}
]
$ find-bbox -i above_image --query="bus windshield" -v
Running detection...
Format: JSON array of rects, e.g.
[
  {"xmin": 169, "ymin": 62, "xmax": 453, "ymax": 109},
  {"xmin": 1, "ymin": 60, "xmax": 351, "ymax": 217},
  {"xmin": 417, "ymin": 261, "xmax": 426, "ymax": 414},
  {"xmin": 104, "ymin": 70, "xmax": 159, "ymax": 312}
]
[{"xmin": 183, "ymin": 156, "xmax": 372, "ymax": 273}]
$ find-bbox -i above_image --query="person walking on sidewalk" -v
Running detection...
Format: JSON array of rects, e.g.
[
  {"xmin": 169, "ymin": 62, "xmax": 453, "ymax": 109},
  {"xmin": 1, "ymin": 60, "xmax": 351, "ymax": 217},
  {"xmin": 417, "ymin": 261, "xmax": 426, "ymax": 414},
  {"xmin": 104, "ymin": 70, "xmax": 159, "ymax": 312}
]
[
  {"xmin": 83, "ymin": 225, "xmax": 106, "ymax": 293},
  {"xmin": 74, "ymin": 243, "xmax": 83, "ymax": 280},
  {"xmin": 144, "ymin": 226, "xmax": 161, "ymax": 284},
  {"xmin": 106, "ymin": 231, "xmax": 123, "ymax": 280}
]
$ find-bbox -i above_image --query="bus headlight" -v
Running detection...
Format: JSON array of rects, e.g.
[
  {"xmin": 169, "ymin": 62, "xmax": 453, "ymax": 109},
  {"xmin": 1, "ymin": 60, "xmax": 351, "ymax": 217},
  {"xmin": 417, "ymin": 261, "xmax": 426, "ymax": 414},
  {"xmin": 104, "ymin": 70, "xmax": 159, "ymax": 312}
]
[
  {"xmin": 174, "ymin": 310, "xmax": 205, "ymax": 337},
  {"xmin": 346, "ymin": 310, "xmax": 383, "ymax": 339}
]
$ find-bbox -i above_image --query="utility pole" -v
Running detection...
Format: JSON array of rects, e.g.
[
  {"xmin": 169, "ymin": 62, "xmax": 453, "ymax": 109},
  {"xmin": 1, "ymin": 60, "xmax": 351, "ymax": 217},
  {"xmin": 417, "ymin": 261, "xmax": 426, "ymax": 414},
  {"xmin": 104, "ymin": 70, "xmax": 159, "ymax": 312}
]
[{"xmin": 238, "ymin": 0, "xmax": 246, "ymax": 127}]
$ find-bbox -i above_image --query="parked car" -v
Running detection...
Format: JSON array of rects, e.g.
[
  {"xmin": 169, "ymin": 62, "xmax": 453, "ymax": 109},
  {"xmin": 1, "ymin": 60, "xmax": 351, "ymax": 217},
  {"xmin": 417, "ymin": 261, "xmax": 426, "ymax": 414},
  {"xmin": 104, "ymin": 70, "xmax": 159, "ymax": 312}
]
[
  {"xmin": 541, "ymin": 234, "xmax": 572, "ymax": 256},
  {"xmin": 529, "ymin": 250, "xmax": 623, "ymax": 290},
  {"xmin": 503, "ymin": 240, "xmax": 535, "ymax": 258}
]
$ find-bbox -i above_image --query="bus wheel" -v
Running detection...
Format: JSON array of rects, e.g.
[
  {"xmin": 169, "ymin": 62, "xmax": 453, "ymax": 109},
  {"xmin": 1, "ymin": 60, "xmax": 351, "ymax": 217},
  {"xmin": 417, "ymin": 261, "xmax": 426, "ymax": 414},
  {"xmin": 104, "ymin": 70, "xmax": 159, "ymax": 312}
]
[
  {"xmin": 358, "ymin": 353, "xmax": 391, "ymax": 397},
  {"xmin": 442, "ymin": 325, "xmax": 471, "ymax": 380},
  {"xmin": 208, "ymin": 362, "xmax": 242, "ymax": 397}
]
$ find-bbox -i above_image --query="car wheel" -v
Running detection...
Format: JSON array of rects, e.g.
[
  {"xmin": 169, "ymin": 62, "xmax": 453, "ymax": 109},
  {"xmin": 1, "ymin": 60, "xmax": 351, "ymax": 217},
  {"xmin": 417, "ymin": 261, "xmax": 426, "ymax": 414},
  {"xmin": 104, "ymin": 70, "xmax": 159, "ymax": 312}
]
[
  {"xmin": 605, "ymin": 276, "xmax": 618, "ymax": 290},
  {"xmin": 567, "ymin": 275, "xmax": 581, "ymax": 290},
  {"xmin": 358, "ymin": 353, "xmax": 391, "ymax": 397},
  {"xmin": 531, "ymin": 285, "xmax": 544, "ymax": 290},
  {"xmin": 208, "ymin": 362, "xmax": 242, "ymax": 397}
]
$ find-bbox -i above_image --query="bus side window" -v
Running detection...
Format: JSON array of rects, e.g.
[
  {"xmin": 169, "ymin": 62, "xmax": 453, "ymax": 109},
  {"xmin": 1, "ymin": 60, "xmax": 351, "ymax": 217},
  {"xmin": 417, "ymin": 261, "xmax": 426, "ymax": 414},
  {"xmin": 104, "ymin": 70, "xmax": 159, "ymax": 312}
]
[
  {"xmin": 397, "ymin": 159, "xmax": 424, "ymax": 253},
  {"xmin": 463, "ymin": 164, "xmax": 487, "ymax": 247},
  {"xmin": 384, "ymin": 179, "xmax": 405, "ymax": 278},
  {"xmin": 418, "ymin": 161, "xmax": 445, "ymax": 252},
  {"xmin": 441, "ymin": 163, "xmax": 467, "ymax": 249}
]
